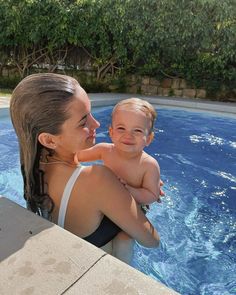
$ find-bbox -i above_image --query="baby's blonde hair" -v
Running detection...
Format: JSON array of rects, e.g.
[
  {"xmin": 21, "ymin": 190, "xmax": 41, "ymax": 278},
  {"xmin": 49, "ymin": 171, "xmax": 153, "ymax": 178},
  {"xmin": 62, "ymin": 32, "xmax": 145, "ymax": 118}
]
[{"xmin": 112, "ymin": 98, "xmax": 157, "ymax": 131}]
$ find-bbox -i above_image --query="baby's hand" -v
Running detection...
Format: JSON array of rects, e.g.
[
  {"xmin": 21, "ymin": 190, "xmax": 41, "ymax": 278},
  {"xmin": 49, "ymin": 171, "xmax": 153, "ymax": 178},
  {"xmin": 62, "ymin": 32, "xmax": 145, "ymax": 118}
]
[
  {"xmin": 156, "ymin": 196, "xmax": 161, "ymax": 203},
  {"xmin": 73, "ymin": 152, "xmax": 79, "ymax": 165},
  {"xmin": 160, "ymin": 179, "xmax": 165, "ymax": 195},
  {"xmin": 157, "ymin": 179, "xmax": 165, "ymax": 203}
]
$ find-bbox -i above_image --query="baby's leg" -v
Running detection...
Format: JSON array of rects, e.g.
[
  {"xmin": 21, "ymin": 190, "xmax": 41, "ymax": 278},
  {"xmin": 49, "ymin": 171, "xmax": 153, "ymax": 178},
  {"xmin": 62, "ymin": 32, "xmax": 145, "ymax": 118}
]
[{"xmin": 112, "ymin": 231, "xmax": 134, "ymax": 264}]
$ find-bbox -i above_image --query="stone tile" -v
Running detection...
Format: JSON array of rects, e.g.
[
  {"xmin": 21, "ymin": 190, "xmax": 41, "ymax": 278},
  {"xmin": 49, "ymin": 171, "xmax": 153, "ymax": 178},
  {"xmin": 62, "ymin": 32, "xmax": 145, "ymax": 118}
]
[
  {"xmin": 179, "ymin": 79, "xmax": 187, "ymax": 89},
  {"xmin": 147, "ymin": 85, "xmax": 158, "ymax": 95},
  {"xmin": 183, "ymin": 88, "xmax": 196, "ymax": 98},
  {"xmin": 65, "ymin": 254, "xmax": 179, "ymax": 295},
  {"xmin": 150, "ymin": 78, "xmax": 160, "ymax": 87},
  {"xmin": 126, "ymin": 85, "xmax": 139, "ymax": 94},
  {"xmin": 0, "ymin": 197, "xmax": 105, "ymax": 295},
  {"xmin": 162, "ymin": 88, "xmax": 171, "ymax": 96},
  {"xmin": 173, "ymin": 89, "xmax": 183, "ymax": 97},
  {"xmin": 142, "ymin": 76, "xmax": 150, "ymax": 85},
  {"xmin": 161, "ymin": 79, "xmax": 172, "ymax": 88},
  {"xmin": 196, "ymin": 89, "xmax": 206, "ymax": 99},
  {"xmin": 171, "ymin": 78, "xmax": 180, "ymax": 89},
  {"xmin": 141, "ymin": 85, "xmax": 149, "ymax": 94}
]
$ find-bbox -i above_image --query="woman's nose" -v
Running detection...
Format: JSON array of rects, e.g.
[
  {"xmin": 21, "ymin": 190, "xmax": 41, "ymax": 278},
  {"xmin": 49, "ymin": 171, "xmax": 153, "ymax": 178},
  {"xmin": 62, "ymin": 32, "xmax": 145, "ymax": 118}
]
[{"xmin": 89, "ymin": 114, "xmax": 100, "ymax": 129}]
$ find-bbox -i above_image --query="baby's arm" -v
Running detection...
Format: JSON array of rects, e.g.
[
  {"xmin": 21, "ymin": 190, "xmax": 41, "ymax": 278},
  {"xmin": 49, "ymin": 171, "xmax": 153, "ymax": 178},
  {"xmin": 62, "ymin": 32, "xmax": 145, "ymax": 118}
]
[
  {"xmin": 125, "ymin": 158, "xmax": 161, "ymax": 205},
  {"xmin": 74, "ymin": 143, "xmax": 109, "ymax": 163}
]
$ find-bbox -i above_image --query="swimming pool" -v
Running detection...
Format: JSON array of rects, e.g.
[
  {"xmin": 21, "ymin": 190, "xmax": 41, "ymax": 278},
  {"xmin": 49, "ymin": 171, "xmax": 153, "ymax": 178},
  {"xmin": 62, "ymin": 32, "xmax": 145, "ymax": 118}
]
[{"xmin": 0, "ymin": 106, "xmax": 236, "ymax": 295}]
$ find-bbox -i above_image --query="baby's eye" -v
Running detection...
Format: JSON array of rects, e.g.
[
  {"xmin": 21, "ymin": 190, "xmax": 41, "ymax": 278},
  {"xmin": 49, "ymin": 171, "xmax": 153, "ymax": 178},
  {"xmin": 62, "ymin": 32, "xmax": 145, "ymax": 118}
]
[{"xmin": 134, "ymin": 129, "xmax": 143, "ymax": 133}]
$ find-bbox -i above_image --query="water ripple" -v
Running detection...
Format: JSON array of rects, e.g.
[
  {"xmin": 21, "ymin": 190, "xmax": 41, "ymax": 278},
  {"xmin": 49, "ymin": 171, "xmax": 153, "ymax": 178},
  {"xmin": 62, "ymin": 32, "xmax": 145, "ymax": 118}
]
[
  {"xmin": 190, "ymin": 133, "xmax": 236, "ymax": 148},
  {"xmin": 218, "ymin": 171, "xmax": 236, "ymax": 183}
]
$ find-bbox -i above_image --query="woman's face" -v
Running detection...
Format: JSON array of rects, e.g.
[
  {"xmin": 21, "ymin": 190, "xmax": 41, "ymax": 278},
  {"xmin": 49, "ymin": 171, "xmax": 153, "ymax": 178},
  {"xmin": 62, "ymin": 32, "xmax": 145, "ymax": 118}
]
[{"xmin": 55, "ymin": 86, "xmax": 100, "ymax": 158}]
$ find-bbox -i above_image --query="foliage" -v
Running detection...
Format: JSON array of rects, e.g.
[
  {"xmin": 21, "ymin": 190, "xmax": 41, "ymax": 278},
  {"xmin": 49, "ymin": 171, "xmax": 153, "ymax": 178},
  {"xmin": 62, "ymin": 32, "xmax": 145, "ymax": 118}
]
[
  {"xmin": 0, "ymin": 0, "xmax": 235, "ymax": 89},
  {"xmin": 0, "ymin": 76, "xmax": 21, "ymax": 89}
]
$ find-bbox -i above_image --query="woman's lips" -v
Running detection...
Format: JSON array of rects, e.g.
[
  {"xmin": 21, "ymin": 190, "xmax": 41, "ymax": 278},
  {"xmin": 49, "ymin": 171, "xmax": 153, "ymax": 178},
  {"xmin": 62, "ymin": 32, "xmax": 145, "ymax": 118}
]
[{"xmin": 88, "ymin": 132, "xmax": 96, "ymax": 140}]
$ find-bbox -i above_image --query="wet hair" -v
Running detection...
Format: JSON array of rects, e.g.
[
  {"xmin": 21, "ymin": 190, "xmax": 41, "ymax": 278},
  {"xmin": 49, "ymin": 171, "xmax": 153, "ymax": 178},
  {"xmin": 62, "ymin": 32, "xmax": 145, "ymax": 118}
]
[
  {"xmin": 10, "ymin": 73, "xmax": 80, "ymax": 218},
  {"xmin": 112, "ymin": 97, "xmax": 157, "ymax": 132}
]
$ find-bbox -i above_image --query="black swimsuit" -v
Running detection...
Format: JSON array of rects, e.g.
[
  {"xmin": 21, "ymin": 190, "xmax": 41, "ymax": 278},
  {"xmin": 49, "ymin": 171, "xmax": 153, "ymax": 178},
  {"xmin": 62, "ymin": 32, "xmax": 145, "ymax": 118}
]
[
  {"xmin": 84, "ymin": 216, "xmax": 121, "ymax": 247},
  {"xmin": 57, "ymin": 165, "xmax": 121, "ymax": 247}
]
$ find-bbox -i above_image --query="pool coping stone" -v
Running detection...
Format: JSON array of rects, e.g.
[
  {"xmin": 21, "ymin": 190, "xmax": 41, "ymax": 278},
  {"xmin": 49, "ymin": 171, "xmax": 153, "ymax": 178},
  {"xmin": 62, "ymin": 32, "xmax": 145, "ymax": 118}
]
[
  {"xmin": 0, "ymin": 196, "xmax": 179, "ymax": 295},
  {"xmin": 1, "ymin": 93, "xmax": 236, "ymax": 114}
]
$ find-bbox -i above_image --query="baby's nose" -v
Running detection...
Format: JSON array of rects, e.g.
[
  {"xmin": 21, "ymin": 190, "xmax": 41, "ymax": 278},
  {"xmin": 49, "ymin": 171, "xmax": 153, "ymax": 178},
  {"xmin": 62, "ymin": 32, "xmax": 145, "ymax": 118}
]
[{"xmin": 124, "ymin": 130, "xmax": 133, "ymax": 137}]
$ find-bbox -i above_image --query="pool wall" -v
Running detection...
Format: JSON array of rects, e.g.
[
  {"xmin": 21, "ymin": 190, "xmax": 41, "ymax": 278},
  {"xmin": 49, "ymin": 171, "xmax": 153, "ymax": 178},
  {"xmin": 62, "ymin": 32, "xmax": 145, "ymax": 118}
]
[{"xmin": 1, "ymin": 94, "xmax": 235, "ymax": 294}]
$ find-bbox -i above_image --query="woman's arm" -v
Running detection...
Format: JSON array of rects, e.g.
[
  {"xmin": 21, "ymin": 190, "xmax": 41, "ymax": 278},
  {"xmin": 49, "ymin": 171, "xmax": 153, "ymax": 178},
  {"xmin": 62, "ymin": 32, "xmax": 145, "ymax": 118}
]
[{"xmin": 91, "ymin": 166, "xmax": 160, "ymax": 248}]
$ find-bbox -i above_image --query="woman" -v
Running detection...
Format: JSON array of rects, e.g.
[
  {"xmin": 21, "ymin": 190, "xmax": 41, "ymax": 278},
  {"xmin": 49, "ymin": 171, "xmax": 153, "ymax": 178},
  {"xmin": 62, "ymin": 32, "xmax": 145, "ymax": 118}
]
[{"xmin": 10, "ymin": 73, "xmax": 160, "ymax": 261}]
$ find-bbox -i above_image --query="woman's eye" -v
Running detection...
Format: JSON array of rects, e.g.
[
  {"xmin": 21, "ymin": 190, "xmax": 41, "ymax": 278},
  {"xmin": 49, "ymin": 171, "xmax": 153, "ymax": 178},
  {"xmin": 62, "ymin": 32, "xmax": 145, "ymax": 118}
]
[
  {"xmin": 78, "ymin": 121, "xmax": 86, "ymax": 127},
  {"xmin": 117, "ymin": 127, "xmax": 125, "ymax": 131}
]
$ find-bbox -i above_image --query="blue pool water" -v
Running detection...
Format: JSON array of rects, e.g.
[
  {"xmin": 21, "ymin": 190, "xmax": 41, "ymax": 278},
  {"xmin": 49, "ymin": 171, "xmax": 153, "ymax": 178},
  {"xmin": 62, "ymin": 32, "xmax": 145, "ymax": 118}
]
[{"xmin": 0, "ymin": 106, "xmax": 236, "ymax": 295}]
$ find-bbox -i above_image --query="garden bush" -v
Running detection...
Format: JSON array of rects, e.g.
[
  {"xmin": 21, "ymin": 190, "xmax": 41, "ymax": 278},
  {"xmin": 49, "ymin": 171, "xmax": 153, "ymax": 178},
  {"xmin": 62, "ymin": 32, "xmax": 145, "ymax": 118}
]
[{"xmin": 0, "ymin": 0, "xmax": 235, "ymax": 91}]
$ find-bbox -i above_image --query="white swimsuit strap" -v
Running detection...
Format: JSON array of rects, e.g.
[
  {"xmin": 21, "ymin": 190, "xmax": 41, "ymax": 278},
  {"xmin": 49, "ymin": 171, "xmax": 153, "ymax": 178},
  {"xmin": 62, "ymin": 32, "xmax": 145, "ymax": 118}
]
[{"xmin": 58, "ymin": 165, "xmax": 84, "ymax": 228}]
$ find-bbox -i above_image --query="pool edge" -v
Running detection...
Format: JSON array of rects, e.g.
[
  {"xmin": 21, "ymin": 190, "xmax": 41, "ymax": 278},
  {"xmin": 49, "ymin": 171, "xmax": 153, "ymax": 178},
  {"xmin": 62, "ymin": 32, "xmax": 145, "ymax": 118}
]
[
  {"xmin": 0, "ymin": 196, "xmax": 179, "ymax": 294},
  {"xmin": 1, "ymin": 94, "xmax": 236, "ymax": 115}
]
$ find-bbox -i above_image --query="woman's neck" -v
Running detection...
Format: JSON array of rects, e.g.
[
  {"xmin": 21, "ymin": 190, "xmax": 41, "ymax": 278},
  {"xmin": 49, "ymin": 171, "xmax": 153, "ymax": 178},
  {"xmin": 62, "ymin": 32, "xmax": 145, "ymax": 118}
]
[{"xmin": 40, "ymin": 150, "xmax": 78, "ymax": 167}]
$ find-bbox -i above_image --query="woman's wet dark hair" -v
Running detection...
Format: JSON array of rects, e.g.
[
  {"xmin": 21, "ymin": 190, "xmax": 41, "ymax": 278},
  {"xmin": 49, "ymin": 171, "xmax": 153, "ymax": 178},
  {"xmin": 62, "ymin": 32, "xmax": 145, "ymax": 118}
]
[{"xmin": 10, "ymin": 73, "xmax": 80, "ymax": 218}]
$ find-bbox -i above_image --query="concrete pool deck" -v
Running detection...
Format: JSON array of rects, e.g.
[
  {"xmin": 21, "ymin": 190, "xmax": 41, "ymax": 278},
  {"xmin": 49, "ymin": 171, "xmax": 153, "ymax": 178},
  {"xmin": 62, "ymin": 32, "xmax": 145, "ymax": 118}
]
[
  {"xmin": 0, "ymin": 93, "xmax": 236, "ymax": 294},
  {"xmin": 0, "ymin": 197, "xmax": 178, "ymax": 295}
]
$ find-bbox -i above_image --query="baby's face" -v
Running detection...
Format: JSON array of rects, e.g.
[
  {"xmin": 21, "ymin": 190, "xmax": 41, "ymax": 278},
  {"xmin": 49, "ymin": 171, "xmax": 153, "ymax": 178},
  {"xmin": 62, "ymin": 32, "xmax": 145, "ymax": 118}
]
[{"xmin": 109, "ymin": 108, "xmax": 153, "ymax": 154}]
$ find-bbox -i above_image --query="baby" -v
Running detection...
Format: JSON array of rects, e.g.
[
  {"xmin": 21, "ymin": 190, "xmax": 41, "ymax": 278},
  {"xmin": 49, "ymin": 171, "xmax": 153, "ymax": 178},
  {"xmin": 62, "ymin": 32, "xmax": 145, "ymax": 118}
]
[{"xmin": 74, "ymin": 97, "xmax": 161, "ymax": 262}]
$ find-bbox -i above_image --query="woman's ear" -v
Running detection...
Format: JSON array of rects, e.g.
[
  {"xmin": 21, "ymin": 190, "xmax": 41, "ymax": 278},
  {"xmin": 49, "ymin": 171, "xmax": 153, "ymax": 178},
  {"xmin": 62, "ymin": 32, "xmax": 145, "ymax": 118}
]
[
  {"xmin": 146, "ymin": 131, "xmax": 154, "ymax": 146},
  {"xmin": 38, "ymin": 133, "xmax": 57, "ymax": 150}
]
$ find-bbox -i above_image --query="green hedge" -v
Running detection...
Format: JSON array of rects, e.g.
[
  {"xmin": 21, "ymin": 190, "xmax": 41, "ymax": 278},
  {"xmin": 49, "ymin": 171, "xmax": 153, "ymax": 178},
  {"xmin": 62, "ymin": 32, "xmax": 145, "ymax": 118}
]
[{"xmin": 0, "ymin": 0, "xmax": 235, "ymax": 89}]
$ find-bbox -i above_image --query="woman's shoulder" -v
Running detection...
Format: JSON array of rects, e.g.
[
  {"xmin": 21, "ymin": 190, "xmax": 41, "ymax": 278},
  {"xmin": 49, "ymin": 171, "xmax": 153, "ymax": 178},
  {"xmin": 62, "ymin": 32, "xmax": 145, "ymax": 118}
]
[
  {"xmin": 81, "ymin": 164, "xmax": 115, "ymax": 181},
  {"xmin": 74, "ymin": 164, "xmax": 119, "ymax": 203}
]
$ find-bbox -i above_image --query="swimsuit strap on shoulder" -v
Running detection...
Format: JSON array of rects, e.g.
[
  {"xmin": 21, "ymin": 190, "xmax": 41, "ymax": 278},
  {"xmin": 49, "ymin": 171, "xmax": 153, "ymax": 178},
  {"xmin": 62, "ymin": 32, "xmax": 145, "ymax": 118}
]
[{"xmin": 58, "ymin": 165, "xmax": 84, "ymax": 228}]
